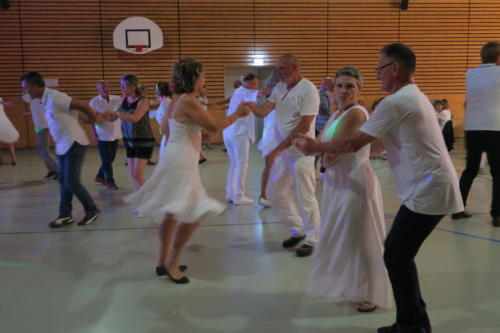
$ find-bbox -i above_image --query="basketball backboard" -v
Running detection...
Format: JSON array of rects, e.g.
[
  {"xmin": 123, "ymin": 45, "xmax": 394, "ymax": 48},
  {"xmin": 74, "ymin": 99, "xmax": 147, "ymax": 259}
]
[{"xmin": 113, "ymin": 17, "xmax": 163, "ymax": 55}]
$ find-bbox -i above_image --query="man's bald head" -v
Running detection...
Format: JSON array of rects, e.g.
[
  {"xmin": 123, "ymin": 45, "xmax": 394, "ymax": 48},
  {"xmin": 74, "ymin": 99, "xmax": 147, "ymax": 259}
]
[
  {"xmin": 96, "ymin": 80, "xmax": 109, "ymax": 97},
  {"xmin": 276, "ymin": 54, "xmax": 301, "ymax": 86}
]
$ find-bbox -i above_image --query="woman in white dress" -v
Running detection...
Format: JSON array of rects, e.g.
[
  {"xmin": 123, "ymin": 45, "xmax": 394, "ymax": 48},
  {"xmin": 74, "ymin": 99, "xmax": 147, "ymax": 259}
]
[
  {"xmin": 123, "ymin": 58, "xmax": 252, "ymax": 284},
  {"xmin": 256, "ymin": 69, "xmax": 280, "ymax": 207},
  {"xmin": 304, "ymin": 67, "xmax": 391, "ymax": 312}
]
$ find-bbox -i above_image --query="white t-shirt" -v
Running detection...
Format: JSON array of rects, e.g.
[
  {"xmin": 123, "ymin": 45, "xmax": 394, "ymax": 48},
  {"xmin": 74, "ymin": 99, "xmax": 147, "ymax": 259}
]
[
  {"xmin": 89, "ymin": 94, "xmax": 122, "ymax": 141},
  {"xmin": 360, "ymin": 84, "xmax": 463, "ymax": 215},
  {"xmin": 38, "ymin": 87, "xmax": 89, "ymax": 155},
  {"xmin": 223, "ymin": 86, "xmax": 259, "ymax": 142},
  {"xmin": 465, "ymin": 63, "xmax": 500, "ymax": 131},
  {"xmin": 22, "ymin": 94, "xmax": 48, "ymax": 132},
  {"xmin": 268, "ymin": 78, "xmax": 319, "ymax": 141},
  {"xmin": 437, "ymin": 109, "xmax": 452, "ymax": 130}
]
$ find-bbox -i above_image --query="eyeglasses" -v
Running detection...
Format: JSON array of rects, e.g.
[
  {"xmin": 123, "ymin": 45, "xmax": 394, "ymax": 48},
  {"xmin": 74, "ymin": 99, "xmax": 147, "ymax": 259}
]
[{"xmin": 375, "ymin": 62, "xmax": 394, "ymax": 73}]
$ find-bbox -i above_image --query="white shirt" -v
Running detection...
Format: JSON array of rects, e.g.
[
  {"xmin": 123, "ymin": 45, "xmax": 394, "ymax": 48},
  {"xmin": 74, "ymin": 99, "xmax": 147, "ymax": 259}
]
[
  {"xmin": 360, "ymin": 84, "xmax": 463, "ymax": 215},
  {"xmin": 89, "ymin": 94, "xmax": 122, "ymax": 141},
  {"xmin": 465, "ymin": 63, "xmax": 500, "ymax": 131},
  {"xmin": 152, "ymin": 98, "xmax": 171, "ymax": 126},
  {"xmin": 437, "ymin": 109, "xmax": 452, "ymax": 130},
  {"xmin": 22, "ymin": 93, "xmax": 48, "ymax": 132},
  {"xmin": 38, "ymin": 87, "xmax": 89, "ymax": 155},
  {"xmin": 223, "ymin": 86, "xmax": 259, "ymax": 142},
  {"xmin": 268, "ymin": 78, "xmax": 319, "ymax": 141}
]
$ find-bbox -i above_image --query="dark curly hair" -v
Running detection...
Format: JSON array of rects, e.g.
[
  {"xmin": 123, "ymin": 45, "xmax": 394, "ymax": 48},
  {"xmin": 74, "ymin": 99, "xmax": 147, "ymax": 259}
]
[{"xmin": 172, "ymin": 58, "xmax": 203, "ymax": 94}]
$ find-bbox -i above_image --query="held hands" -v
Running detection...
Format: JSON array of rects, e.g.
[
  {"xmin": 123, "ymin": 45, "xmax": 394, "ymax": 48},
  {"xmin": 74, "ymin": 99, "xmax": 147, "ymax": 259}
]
[
  {"xmin": 104, "ymin": 110, "xmax": 119, "ymax": 122},
  {"xmin": 293, "ymin": 134, "xmax": 317, "ymax": 156},
  {"xmin": 236, "ymin": 102, "xmax": 253, "ymax": 118}
]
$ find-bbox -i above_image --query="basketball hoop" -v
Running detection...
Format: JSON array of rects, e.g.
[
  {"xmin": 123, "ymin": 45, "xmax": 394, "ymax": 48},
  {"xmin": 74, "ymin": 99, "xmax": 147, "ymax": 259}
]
[{"xmin": 130, "ymin": 45, "xmax": 146, "ymax": 53}]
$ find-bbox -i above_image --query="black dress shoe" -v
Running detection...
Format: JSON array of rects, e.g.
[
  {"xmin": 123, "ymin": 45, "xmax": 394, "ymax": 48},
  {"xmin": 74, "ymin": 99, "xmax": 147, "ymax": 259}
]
[
  {"xmin": 282, "ymin": 235, "xmax": 305, "ymax": 248},
  {"xmin": 378, "ymin": 324, "xmax": 399, "ymax": 333},
  {"xmin": 451, "ymin": 211, "xmax": 472, "ymax": 220},
  {"xmin": 493, "ymin": 217, "xmax": 500, "ymax": 227},
  {"xmin": 296, "ymin": 244, "xmax": 314, "ymax": 257},
  {"xmin": 378, "ymin": 323, "xmax": 427, "ymax": 333},
  {"xmin": 156, "ymin": 265, "xmax": 187, "ymax": 276}
]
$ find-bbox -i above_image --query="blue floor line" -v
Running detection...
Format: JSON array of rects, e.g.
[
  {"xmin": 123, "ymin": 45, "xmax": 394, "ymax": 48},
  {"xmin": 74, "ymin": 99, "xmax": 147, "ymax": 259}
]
[{"xmin": 384, "ymin": 212, "xmax": 500, "ymax": 244}]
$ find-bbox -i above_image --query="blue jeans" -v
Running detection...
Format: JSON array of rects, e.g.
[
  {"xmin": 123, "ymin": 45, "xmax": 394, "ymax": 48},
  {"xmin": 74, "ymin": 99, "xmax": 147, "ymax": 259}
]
[
  {"xmin": 58, "ymin": 142, "xmax": 98, "ymax": 216},
  {"xmin": 97, "ymin": 140, "xmax": 118, "ymax": 182}
]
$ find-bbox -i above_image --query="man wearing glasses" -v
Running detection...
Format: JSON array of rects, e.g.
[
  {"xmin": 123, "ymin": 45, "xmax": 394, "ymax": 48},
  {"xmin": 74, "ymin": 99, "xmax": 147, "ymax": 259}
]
[{"xmin": 295, "ymin": 43, "xmax": 463, "ymax": 333}]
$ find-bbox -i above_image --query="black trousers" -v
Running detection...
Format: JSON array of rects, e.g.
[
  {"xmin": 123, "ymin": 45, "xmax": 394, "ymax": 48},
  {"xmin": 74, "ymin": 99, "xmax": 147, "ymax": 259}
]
[
  {"xmin": 97, "ymin": 140, "xmax": 119, "ymax": 182},
  {"xmin": 459, "ymin": 130, "xmax": 500, "ymax": 217},
  {"xmin": 384, "ymin": 205, "xmax": 443, "ymax": 332}
]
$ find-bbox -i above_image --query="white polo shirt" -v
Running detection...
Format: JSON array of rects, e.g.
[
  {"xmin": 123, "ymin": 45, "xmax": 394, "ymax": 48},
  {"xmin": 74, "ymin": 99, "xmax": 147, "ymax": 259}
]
[
  {"xmin": 22, "ymin": 94, "xmax": 48, "ymax": 132},
  {"xmin": 38, "ymin": 87, "xmax": 89, "ymax": 155},
  {"xmin": 360, "ymin": 84, "xmax": 463, "ymax": 215},
  {"xmin": 465, "ymin": 63, "xmax": 500, "ymax": 131},
  {"xmin": 89, "ymin": 94, "xmax": 122, "ymax": 141},
  {"xmin": 268, "ymin": 78, "xmax": 319, "ymax": 141},
  {"xmin": 223, "ymin": 86, "xmax": 259, "ymax": 142}
]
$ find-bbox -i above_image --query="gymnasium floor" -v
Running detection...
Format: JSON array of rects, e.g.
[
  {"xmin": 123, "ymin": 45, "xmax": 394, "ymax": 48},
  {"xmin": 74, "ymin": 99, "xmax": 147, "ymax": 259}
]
[{"xmin": 0, "ymin": 141, "xmax": 499, "ymax": 333}]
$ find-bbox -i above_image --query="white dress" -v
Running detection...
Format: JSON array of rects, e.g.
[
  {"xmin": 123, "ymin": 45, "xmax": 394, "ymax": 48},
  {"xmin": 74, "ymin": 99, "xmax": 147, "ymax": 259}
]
[
  {"xmin": 258, "ymin": 110, "xmax": 279, "ymax": 156},
  {"xmin": 308, "ymin": 105, "xmax": 391, "ymax": 309},
  {"xmin": 0, "ymin": 98, "xmax": 19, "ymax": 143},
  {"xmin": 123, "ymin": 103, "xmax": 226, "ymax": 223}
]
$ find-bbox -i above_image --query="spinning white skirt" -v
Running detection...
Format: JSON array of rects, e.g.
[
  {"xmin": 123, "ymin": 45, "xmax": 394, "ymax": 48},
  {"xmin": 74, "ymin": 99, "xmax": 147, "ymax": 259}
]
[
  {"xmin": 124, "ymin": 119, "xmax": 225, "ymax": 223},
  {"xmin": 0, "ymin": 98, "xmax": 19, "ymax": 143}
]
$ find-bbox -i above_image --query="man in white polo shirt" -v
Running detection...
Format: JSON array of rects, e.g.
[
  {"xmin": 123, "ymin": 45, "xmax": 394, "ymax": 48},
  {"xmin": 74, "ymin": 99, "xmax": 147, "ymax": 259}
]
[
  {"xmin": 453, "ymin": 42, "xmax": 500, "ymax": 227},
  {"xmin": 20, "ymin": 71, "xmax": 104, "ymax": 228},
  {"xmin": 89, "ymin": 80, "xmax": 122, "ymax": 190},
  {"xmin": 223, "ymin": 73, "xmax": 259, "ymax": 205},
  {"xmin": 295, "ymin": 43, "xmax": 463, "ymax": 333},
  {"xmin": 250, "ymin": 54, "xmax": 321, "ymax": 258}
]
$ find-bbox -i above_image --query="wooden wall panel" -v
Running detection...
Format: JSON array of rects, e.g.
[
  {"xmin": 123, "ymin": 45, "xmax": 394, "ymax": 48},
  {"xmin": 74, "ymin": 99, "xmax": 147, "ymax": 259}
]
[
  {"xmin": 255, "ymin": 0, "xmax": 328, "ymax": 85},
  {"xmin": 327, "ymin": 0, "xmax": 399, "ymax": 95},
  {"xmin": 2, "ymin": 0, "xmax": 500, "ymax": 146}
]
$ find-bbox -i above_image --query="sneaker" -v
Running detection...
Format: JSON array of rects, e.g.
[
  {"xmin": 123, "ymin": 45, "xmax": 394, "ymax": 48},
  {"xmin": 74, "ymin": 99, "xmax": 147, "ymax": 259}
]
[
  {"xmin": 77, "ymin": 210, "xmax": 100, "ymax": 226},
  {"xmin": 198, "ymin": 158, "xmax": 207, "ymax": 164},
  {"xmin": 49, "ymin": 215, "xmax": 74, "ymax": 229},
  {"xmin": 296, "ymin": 244, "xmax": 314, "ymax": 257},
  {"xmin": 44, "ymin": 171, "xmax": 58, "ymax": 181},
  {"xmin": 258, "ymin": 196, "xmax": 272, "ymax": 208},
  {"xmin": 106, "ymin": 180, "xmax": 119, "ymax": 190},
  {"xmin": 147, "ymin": 160, "xmax": 156, "ymax": 166},
  {"xmin": 95, "ymin": 175, "xmax": 106, "ymax": 185},
  {"xmin": 282, "ymin": 235, "xmax": 305, "ymax": 248},
  {"xmin": 232, "ymin": 196, "xmax": 254, "ymax": 205}
]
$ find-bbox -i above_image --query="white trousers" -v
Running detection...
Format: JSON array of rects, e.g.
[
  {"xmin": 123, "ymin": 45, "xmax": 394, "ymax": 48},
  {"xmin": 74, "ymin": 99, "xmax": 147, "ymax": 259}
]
[
  {"xmin": 224, "ymin": 134, "xmax": 251, "ymax": 201},
  {"xmin": 268, "ymin": 151, "xmax": 321, "ymax": 246}
]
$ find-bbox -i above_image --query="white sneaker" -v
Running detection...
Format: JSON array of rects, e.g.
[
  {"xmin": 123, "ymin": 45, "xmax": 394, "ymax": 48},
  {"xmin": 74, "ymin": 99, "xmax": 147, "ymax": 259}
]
[
  {"xmin": 258, "ymin": 196, "xmax": 272, "ymax": 208},
  {"xmin": 233, "ymin": 196, "xmax": 254, "ymax": 205}
]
